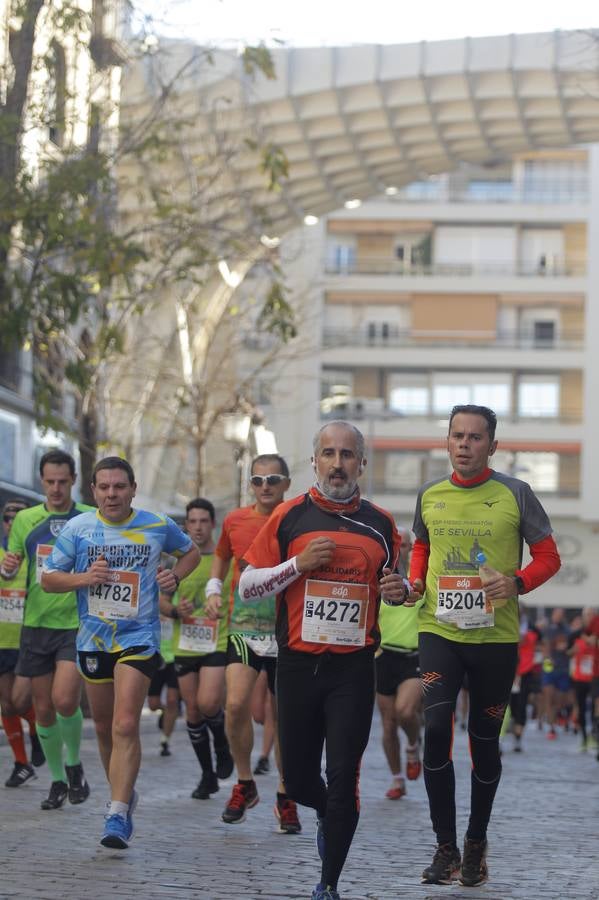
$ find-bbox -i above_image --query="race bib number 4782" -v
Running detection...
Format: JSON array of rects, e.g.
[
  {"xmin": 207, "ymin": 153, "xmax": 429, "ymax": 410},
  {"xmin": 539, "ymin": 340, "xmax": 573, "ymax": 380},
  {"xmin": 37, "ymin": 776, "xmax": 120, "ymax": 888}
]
[
  {"xmin": 302, "ymin": 579, "xmax": 368, "ymax": 647},
  {"xmin": 88, "ymin": 571, "xmax": 140, "ymax": 620}
]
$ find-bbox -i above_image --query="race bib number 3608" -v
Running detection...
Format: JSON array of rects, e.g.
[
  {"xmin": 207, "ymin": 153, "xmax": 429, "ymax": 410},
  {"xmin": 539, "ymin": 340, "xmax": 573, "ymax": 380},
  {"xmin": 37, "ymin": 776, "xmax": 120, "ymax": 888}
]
[
  {"xmin": 436, "ymin": 576, "xmax": 494, "ymax": 630},
  {"xmin": 302, "ymin": 580, "xmax": 368, "ymax": 647},
  {"xmin": 88, "ymin": 571, "xmax": 140, "ymax": 620}
]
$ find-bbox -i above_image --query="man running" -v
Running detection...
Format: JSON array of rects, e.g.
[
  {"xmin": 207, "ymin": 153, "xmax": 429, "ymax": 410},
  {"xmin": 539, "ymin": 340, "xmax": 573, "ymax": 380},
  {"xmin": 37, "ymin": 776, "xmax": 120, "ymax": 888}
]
[
  {"xmin": 376, "ymin": 528, "xmax": 422, "ymax": 800},
  {"xmin": 406, "ymin": 404, "xmax": 561, "ymax": 887},
  {"xmin": 160, "ymin": 498, "xmax": 234, "ymax": 799},
  {"xmin": 205, "ymin": 454, "xmax": 301, "ymax": 833},
  {"xmin": 239, "ymin": 421, "xmax": 406, "ymax": 900},
  {"xmin": 42, "ymin": 457, "xmax": 199, "ymax": 849},
  {"xmin": 0, "ymin": 498, "xmax": 45, "ymax": 786},
  {"xmin": 2, "ymin": 450, "xmax": 91, "ymax": 809}
]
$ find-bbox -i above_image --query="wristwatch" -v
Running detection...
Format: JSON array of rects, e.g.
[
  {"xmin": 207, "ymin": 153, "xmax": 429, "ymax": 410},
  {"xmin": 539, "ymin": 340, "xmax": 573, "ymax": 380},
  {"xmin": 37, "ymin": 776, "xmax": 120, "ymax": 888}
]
[{"xmin": 514, "ymin": 575, "xmax": 525, "ymax": 594}]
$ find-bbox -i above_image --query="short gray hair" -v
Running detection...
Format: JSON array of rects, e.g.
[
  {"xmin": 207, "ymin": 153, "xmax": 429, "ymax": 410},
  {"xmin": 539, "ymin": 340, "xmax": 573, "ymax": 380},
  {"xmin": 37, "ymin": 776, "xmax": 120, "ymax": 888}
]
[{"xmin": 312, "ymin": 420, "xmax": 365, "ymax": 460}]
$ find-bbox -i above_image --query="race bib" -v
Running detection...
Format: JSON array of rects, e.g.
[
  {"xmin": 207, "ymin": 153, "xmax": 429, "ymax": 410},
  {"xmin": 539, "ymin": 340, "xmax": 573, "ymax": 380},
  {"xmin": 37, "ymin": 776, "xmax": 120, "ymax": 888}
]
[
  {"xmin": 244, "ymin": 633, "xmax": 278, "ymax": 657},
  {"xmin": 178, "ymin": 617, "xmax": 218, "ymax": 654},
  {"xmin": 88, "ymin": 571, "xmax": 140, "ymax": 620},
  {"xmin": 436, "ymin": 576, "xmax": 494, "ymax": 630},
  {"xmin": 0, "ymin": 588, "xmax": 26, "ymax": 624},
  {"xmin": 579, "ymin": 656, "xmax": 594, "ymax": 677},
  {"xmin": 36, "ymin": 545, "xmax": 53, "ymax": 584},
  {"xmin": 160, "ymin": 616, "xmax": 174, "ymax": 644},
  {"xmin": 302, "ymin": 579, "xmax": 368, "ymax": 647}
]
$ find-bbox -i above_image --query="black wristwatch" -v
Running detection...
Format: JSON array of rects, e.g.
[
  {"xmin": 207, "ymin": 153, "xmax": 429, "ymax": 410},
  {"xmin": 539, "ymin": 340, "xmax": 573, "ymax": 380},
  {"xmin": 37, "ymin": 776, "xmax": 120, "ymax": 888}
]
[
  {"xmin": 170, "ymin": 606, "xmax": 180, "ymax": 620},
  {"xmin": 514, "ymin": 575, "xmax": 525, "ymax": 594}
]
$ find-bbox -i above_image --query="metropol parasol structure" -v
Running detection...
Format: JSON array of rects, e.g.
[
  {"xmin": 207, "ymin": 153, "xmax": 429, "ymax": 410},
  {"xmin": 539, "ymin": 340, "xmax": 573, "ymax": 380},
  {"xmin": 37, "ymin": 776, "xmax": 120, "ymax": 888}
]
[{"xmin": 114, "ymin": 28, "xmax": 599, "ymax": 516}]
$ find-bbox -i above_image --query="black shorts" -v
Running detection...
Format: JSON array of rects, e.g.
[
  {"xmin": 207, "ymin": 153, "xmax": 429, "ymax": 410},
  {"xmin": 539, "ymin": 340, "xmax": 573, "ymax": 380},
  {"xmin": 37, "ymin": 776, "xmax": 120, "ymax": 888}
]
[
  {"xmin": 148, "ymin": 661, "xmax": 179, "ymax": 696},
  {"xmin": 0, "ymin": 649, "xmax": 19, "ymax": 677},
  {"xmin": 174, "ymin": 652, "xmax": 227, "ymax": 677},
  {"xmin": 15, "ymin": 626, "xmax": 77, "ymax": 677},
  {"xmin": 226, "ymin": 635, "xmax": 277, "ymax": 694},
  {"xmin": 376, "ymin": 648, "xmax": 420, "ymax": 696},
  {"xmin": 592, "ymin": 677, "xmax": 599, "ymax": 702},
  {"xmin": 78, "ymin": 646, "xmax": 161, "ymax": 682}
]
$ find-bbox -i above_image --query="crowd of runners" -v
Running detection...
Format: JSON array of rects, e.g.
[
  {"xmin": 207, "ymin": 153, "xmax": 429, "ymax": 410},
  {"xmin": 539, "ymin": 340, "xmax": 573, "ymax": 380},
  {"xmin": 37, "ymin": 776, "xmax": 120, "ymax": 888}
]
[{"xmin": 2, "ymin": 406, "xmax": 598, "ymax": 899}]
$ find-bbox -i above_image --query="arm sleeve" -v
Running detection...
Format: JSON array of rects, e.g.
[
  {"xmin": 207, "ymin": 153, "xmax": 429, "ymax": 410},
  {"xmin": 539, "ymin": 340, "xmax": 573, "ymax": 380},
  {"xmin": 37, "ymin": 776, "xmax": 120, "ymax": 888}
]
[
  {"xmin": 238, "ymin": 560, "xmax": 301, "ymax": 603},
  {"xmin": 409, "ymin": 538, "xmax": 430, "ymax": 584},
  {"xmin": 515, "ymin": 534, "xmax": 561, "ymax": 593}
]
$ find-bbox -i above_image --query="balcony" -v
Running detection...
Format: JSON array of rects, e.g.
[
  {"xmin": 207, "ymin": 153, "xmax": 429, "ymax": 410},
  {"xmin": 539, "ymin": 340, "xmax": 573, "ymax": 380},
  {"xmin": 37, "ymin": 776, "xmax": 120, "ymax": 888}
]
[
  {"xmin": 322, "ymin": 327, "xmax": 585, "ymax": 352},
  {"xmin": 324, "ymin": 259, "xmax": 586, "ymax": 278},
  {"xmin": 387, "ymin": 179, "xmax": 588, "ymax": 206}
]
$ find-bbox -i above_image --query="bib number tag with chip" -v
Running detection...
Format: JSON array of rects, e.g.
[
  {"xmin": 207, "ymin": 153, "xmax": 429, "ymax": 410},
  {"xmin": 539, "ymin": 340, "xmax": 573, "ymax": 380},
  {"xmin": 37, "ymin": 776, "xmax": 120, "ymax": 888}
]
[
  {"xmin": 436, "ymin": 576, "xmax": 494, "ymax": 630},
  {"xmin": 88, "ymin": 571, "xmax": 140, "ymax": 620},
  {"xmin": 302, "ymin": 580, "xmax": 368, "ymax": 647}
]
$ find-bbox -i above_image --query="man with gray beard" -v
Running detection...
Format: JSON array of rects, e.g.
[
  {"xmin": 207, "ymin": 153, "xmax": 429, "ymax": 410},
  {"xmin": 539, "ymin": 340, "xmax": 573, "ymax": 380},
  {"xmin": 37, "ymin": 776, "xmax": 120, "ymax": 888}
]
[{"xmin": 238, "ymin": 421, "xmax": 409, "ymax": 900}]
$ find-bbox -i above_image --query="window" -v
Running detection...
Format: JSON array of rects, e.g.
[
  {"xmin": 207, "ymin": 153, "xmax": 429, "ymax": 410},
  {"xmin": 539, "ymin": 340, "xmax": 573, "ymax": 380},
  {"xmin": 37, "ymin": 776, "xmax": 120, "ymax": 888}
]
[
  {"xmin": 533, "ymin": 321, "xmax": 555, "ymax": 346},
  {"xmin": 388, "ymin": 373, "xmax": 429, "ymax": 415},
  {"xmin": 385, "ymin": 453, "xmax": 423, "ymax": 491},
  {"xmin": 518, "ymin": 377, "xmax": 559, "ymax": 418},
  {"xmin": 432, "ymin": 373, "xmax": 511, "ymax": 415},
  {"xmin": 47, "ymin": 42, "xmax": 66, "ymax": 147},
  {"xmin": 513, "ymin": 452, "xmax": 558, "ymax": 493},
  {"xmin": 0, "ymin": 413, "xmax": 18, "ymax": 482}
]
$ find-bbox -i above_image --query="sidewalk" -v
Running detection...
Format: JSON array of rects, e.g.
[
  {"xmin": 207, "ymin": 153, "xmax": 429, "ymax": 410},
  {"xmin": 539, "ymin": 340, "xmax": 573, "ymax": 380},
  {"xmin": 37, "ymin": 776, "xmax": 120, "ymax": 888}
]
[{"xmin": 1, "ymin": 710, "xmax": 598, "ymax": 899}]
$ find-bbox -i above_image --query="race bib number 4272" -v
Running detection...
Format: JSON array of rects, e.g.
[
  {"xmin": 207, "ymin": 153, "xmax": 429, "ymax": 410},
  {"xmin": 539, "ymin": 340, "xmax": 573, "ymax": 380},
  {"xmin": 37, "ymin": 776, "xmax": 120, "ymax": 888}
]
[{"xmin": 302, "ymin": 579, "xmax": 368, "ymax": 647}]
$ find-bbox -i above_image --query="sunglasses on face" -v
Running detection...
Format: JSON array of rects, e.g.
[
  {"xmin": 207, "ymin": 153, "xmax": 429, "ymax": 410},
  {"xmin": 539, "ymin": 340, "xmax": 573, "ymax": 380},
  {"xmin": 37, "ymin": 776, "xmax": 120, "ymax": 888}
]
[{"xmin": 249, "ymin": 474, "xmax": 287, "ymax": 487}]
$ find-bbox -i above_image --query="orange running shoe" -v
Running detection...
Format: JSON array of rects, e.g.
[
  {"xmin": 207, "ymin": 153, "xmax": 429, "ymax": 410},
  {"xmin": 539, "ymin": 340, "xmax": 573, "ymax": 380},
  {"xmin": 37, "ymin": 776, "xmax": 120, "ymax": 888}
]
[
  {"xmin": 406, "ymin": 743, "xmax": 422, "ymax": 780},
  {"xmin": 386, "ymin": 776, "xmax": 406, "ymax": 800}
]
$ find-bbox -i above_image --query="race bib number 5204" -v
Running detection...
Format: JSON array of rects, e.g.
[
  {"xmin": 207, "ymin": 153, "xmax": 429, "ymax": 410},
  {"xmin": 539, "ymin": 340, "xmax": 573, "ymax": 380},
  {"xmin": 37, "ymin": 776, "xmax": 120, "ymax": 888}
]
[
  {"xmin": 436, "ymin": 576, "xmax": 494, "ymax": 630},
  {"xmin": 302, "ymin": 580, "xmax": 368, "ymax": 647}
]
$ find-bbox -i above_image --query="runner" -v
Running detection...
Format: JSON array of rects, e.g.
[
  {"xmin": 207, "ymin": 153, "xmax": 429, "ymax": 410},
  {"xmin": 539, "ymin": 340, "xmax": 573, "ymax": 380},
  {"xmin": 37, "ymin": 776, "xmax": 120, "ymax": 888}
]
[
  {"xmin": 541, "ymin": 607, "xmax": 571, "ymax": 740},
  {"xmin": 1, "ymin": 450, "xmax": 91, "ymax": 809},
  {"xmin": 146, "ymin": 618, "xmax": 180, "ymax": 758},
  {"xmin": 569, "ymin": 609, "xmax": 596, "ymax": 751},
  {"xmin": 159, "ymin": 498, "xmax": 234, "ymax": 799},
  {"xmin": 509, "ymin": 607, "xmax": 542, "ymax": 752},
  {"xmin": 0, "ymin": 498, "xmax": 45, "ymax": 786},
  {"xmin": 406, "ymin": 404, "xmax": 561, "ymax": 887},
  {"xmin": 376, "ymin": 527, "xmax": 422, "ymax": 800},
  {"xmin": 41, "ymin": 456, "xmax": 199, "ymax": 848},
  {"xmin": 205, "ymin": 454, "xmax": 301, "ymax": 834},
  {"xmin": 238, "ymin": 421, "xmax": 406, "ymax": 900}
]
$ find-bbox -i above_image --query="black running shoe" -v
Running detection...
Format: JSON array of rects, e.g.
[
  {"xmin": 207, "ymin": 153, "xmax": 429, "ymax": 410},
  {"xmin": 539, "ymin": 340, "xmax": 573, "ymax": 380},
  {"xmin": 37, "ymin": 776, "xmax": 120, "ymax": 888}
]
[
  {"xmin": 30, "ymin": 733, "xmax": 45, "ymax": 768},
  {"xmin": 253, "ymin": 755, "xmax": 270, "ymax": 775},
  {"xmin": 421, "ymin": 843, "xmax": 461, "ymax": 884},
  {"xmin": 65, "ymin": 763, "xmax": 90, "ymax": 804},
  {"xmin": 41, "ymin": 780, "xmax": 68, "ymax": 810},
  {"xmin": 5, "ymin": 762, "xmax": 36, "ymax": 787},
  {"xmin": 191, "ymin": 771, "xmax": 219, "ymax": 799},
  {"xmin": 215, "ymin": 743, "xmax": 234, "ymax": 780},
  {"xmin": 459, "ymin": 838, "xmax": 489, "ymax": 887},
  {"xmin": 160, "ymin": 740, "xmax": 171, "ymax": 757}
]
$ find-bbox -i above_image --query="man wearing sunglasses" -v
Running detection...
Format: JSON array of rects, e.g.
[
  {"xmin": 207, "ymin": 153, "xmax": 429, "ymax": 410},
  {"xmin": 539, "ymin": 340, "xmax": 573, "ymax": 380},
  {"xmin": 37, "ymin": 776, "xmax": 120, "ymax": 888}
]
[{"xmin": 205, "ymin": 454, "xmax": 301, "ymax": 834}]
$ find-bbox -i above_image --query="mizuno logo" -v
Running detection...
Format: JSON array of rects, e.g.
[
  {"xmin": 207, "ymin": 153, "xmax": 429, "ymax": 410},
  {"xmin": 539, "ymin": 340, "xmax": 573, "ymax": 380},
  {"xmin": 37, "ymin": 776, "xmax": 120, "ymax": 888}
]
[
  {"xmin": 485, "ymin": 703, "xmax": 507, "ymax": 721},
  {"xmin": 483, "ymin": 500, "xmax": 499, "ymax": 508},
  {"xmin": 421, "ymin": 671, "xmax": 442, "ymax": 693}
]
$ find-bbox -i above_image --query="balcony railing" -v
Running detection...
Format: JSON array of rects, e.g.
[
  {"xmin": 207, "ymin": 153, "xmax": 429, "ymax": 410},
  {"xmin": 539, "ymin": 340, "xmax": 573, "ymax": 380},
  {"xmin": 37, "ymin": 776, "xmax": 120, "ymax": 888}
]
[
  {"xmin": 387, "ymin": 180, "xmax": 588, "ymax": 205},
  {"xmin": 322, "ymin": 327, "xmax": 585, "ymax": 351},
  {"xmin": 320, "ymin": 405, "xmax": 584, "ymax": 425},
  {"xmin": 324, "ymin": 259, "xmax": 586, "ymax": 277}
]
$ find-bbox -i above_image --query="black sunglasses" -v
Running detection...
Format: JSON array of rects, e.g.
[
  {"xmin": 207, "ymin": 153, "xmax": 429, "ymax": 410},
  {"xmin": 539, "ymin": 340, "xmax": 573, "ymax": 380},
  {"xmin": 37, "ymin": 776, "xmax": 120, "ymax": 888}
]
[{"xmin": 249, "ymin": 474, "xmax": 287, "ymax": 487}]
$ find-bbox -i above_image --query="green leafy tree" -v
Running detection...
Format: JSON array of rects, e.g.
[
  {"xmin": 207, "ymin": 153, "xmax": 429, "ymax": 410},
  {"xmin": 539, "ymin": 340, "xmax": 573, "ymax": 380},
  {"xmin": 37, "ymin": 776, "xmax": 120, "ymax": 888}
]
[{"xmin": 1, "ymin": 2, "xmax": 294, "ymax": 501}]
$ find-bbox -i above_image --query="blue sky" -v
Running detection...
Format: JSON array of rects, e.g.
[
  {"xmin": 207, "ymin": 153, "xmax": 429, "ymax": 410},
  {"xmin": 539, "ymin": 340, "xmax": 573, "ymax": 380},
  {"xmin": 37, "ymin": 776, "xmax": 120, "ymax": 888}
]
[{"xmin": 139, "ymin": 0, "xmax": 596, "ymax": 47}]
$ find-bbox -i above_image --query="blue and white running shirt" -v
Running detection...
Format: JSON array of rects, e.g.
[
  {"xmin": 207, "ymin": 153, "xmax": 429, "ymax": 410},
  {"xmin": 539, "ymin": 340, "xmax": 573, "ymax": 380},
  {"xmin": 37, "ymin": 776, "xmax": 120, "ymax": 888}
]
[{"xmin": 45, "ymin": 509, "xmax": 193, "ymax": 653}]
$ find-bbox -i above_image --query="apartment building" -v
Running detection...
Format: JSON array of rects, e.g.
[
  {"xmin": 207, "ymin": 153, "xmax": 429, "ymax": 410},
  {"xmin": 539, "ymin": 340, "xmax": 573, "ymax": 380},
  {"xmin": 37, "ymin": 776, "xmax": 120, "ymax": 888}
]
[{"xmin": 271, "ymin": 148, "xmax": 597, "ymax": 608}]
